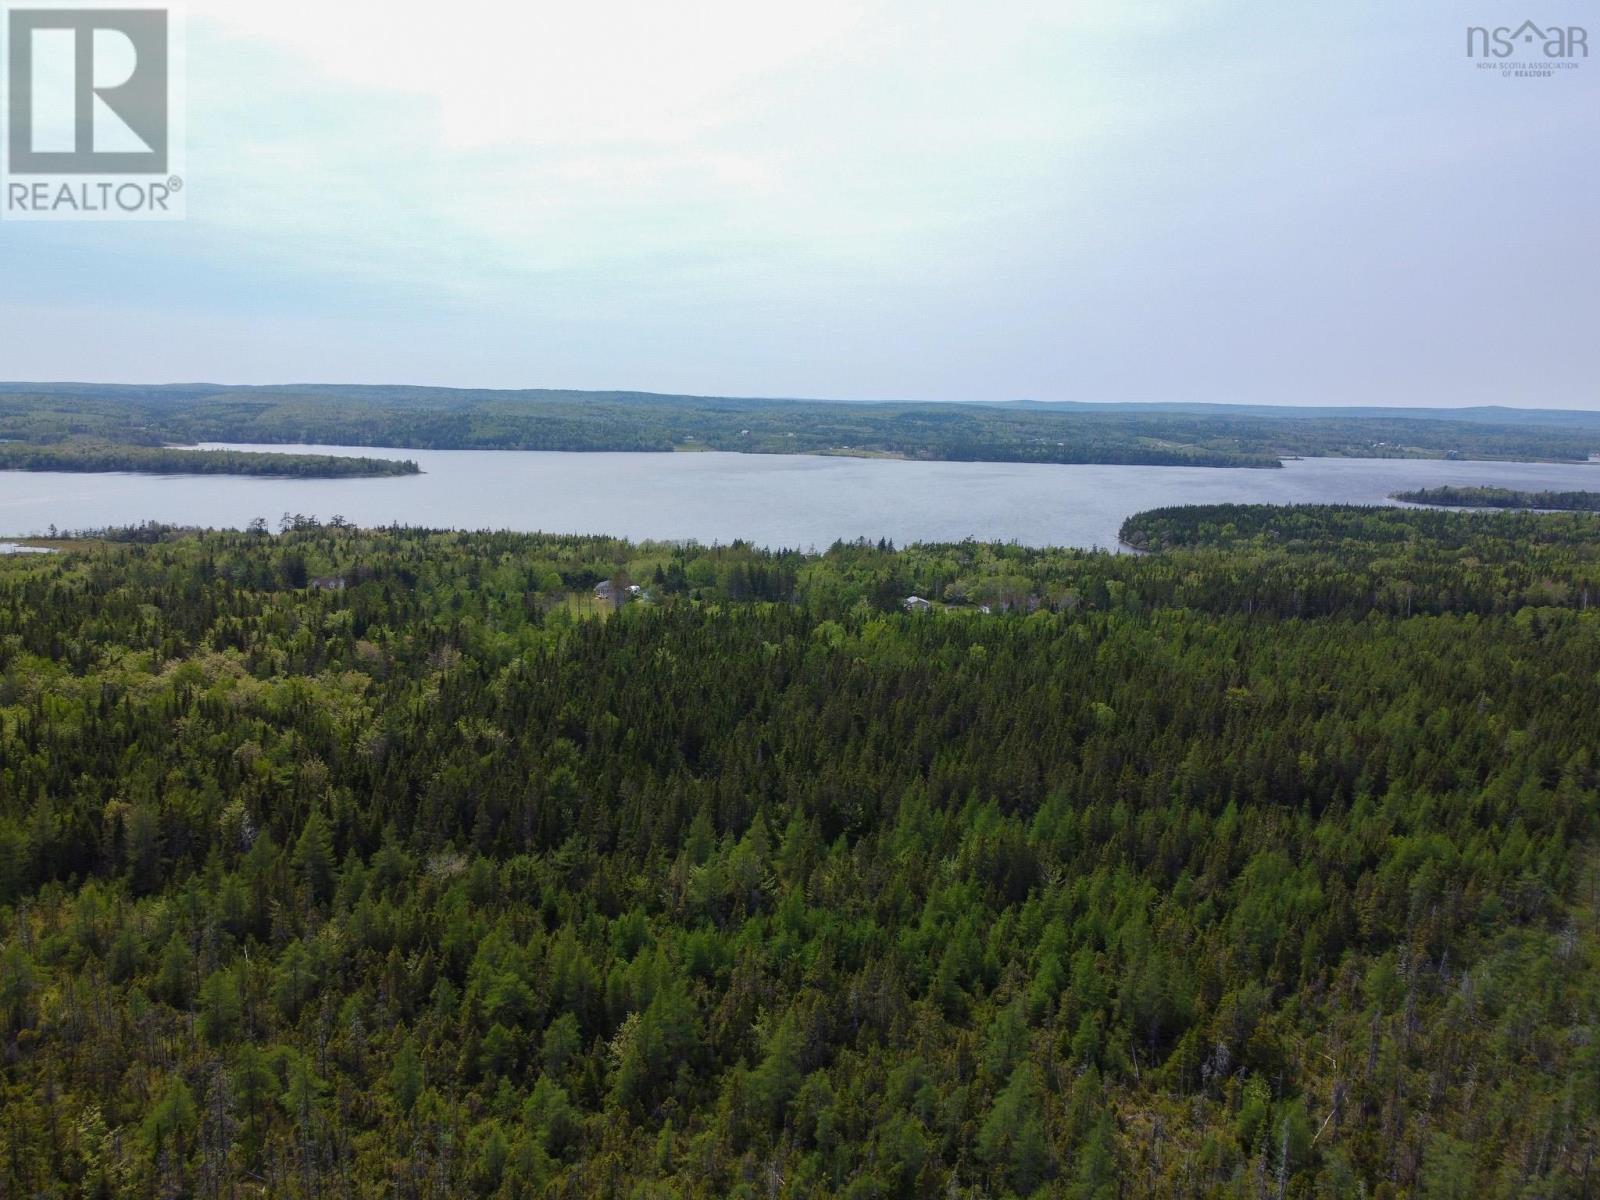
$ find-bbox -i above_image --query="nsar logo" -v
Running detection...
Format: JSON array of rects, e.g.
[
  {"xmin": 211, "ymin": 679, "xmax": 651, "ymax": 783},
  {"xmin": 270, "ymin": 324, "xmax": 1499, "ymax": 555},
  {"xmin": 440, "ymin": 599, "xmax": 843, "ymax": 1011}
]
[{"xmin": 1466, "ymin": 20, "xmax": 1588, "ymax": 78}]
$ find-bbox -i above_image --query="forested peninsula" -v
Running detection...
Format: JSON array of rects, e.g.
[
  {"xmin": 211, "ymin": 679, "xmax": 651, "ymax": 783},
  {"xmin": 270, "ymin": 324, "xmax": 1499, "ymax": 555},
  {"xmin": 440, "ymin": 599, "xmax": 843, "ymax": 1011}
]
[
  {"xmin": 1, "ymin": 506, "xmax": 1596, "ymax": 1198},
  {"xmin": 1391, "ymin": 485, "xmax": 1600, "ymax": 511},
  {"xmin": 0, "ymin": 441, "xmax": 419, "ymax": 478}
]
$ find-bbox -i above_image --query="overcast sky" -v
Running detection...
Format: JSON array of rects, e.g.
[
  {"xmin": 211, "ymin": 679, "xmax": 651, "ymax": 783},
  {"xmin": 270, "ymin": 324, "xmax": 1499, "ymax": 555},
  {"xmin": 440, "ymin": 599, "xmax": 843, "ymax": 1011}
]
[{"xmin": 1, "ymin": 1, "xmax": 1595, "ymax": 406}]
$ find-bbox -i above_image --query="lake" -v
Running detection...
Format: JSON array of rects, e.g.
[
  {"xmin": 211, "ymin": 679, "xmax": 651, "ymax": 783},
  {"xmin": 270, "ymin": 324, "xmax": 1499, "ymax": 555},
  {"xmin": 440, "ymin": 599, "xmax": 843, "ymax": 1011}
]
[{"xmin": 1, "ymin": 445, "xmax": 1597, "ymax": 550}]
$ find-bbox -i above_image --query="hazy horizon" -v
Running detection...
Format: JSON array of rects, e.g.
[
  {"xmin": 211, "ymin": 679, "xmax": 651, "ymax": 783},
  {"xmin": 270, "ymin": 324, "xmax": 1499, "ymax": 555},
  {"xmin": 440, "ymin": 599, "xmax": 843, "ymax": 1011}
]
[
  {"xmin": 4, "ymin": 381, "xmax": 1600, "ymax": 417},
  {"xmin": 2, "ymin": 1, "xmax": 1595, "ymax": 409}
]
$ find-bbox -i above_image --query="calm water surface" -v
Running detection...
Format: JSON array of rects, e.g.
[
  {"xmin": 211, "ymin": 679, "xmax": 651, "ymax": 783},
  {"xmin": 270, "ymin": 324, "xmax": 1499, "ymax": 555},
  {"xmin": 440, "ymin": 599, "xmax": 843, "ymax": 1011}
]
[{"xmin": 0, "ymin": 445, "xmax": 1597, "ymax": 550}]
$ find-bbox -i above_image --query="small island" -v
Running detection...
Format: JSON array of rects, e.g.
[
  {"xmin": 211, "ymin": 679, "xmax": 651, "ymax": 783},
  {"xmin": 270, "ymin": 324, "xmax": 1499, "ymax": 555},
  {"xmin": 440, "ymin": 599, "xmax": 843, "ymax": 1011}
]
[
  {"xmin": 0, "ymin": 441, "xmax": 420, "ymax": 478},
  {"xmin": 1391, "ymin": 486, "xmax": 1600, "ymax": 512}
]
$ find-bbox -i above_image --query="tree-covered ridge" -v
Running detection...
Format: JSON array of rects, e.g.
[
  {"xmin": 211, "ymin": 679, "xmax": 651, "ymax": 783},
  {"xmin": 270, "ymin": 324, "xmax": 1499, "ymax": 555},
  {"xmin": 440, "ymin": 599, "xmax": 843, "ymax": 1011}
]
[
  {"xmin": 4, "ymin": 385, "xmax": 1600, "ymax": 466},
  {"xmin": 0, "ymin": 440, "xmax": 420, "ymax": 478},
  {"xmin": 0, "ymin": 515, "xmax": 1597, "ymax": 1198},
  {"xmin": 1392, "ymin": 486, "xmax": 1600, "ymax": 512},
  {"xmin": 1121, "ymin": 502, "xmax": 1600, "ymax": 552}
]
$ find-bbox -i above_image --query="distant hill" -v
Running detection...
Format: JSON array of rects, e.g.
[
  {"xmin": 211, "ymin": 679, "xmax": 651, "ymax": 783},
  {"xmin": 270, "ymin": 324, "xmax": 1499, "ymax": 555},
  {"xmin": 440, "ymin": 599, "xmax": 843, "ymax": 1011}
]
[
  {"xmin": 4, "ymin": 382, "xmax": 1599, "ymax": 426},
  {"xmin": 998, "ymin": 398, "xmax": 1600, "ymax": 427},
  {"xmin": 1, "ymin": 383, "xmax": 1596, "ymax": 467}
]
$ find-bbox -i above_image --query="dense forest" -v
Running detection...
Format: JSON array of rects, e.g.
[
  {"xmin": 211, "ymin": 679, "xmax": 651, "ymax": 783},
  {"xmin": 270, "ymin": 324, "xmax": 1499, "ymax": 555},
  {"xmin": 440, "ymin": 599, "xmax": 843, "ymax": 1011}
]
[
  {"xmin": 3, "ymin": 384, "xmax": 1600, "ymax": 467},
  {"xmin": 1, "ymin": 508, "xmax": 1597, "ymax": 1198},
  {"xmin": 1392, "ymin": 487, "xmax": 1600, "ymax": 512},
  {"xmin": 0, "ymin": 441, "xmax": 419, "ymax": 478}
]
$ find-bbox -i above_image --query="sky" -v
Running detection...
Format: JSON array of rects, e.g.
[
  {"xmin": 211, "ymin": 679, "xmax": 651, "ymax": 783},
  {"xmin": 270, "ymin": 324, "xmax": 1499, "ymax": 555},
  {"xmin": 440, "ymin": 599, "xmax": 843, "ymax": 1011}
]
[{"xmin": 0, "ymin": 0, "xmax": 1595, "ymax": 407}]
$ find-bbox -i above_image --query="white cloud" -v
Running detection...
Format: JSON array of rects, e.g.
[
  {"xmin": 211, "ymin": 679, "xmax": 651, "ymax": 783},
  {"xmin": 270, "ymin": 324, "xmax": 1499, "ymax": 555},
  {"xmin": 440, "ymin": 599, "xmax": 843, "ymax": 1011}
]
[
  {"xmin": 189, "ymin": 0, "xmax": 870, "ymax": 149},
  {"xmin": 177, "ymin": 1, "xmax": 1189, "ymax": 302}
]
